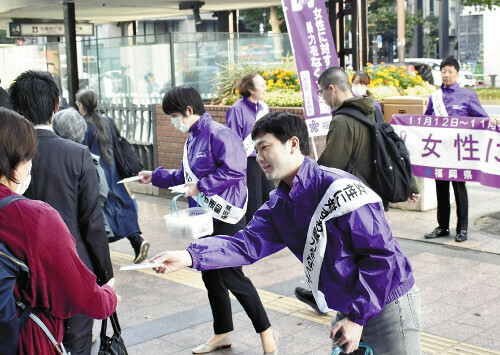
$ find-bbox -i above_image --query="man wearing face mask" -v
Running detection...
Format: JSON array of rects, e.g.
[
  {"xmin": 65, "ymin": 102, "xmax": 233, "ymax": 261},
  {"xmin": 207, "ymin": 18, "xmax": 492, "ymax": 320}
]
[
  {"xmin": 138, "ymin": 86, "xmax": 277, "ymax": 354},
  {"xmin": 9, "ymin": 70, "xmax": 113, "ymax": 355}
]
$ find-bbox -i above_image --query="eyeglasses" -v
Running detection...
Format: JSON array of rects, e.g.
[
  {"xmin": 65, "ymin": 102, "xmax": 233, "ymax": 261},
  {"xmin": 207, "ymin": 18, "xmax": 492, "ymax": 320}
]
[{"xmin": 317, "ymin": 87, "xmax": 327, "ymax": 96}]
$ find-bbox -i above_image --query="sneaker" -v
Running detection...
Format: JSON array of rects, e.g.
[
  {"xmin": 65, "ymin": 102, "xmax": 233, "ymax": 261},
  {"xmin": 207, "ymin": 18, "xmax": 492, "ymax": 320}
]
[
  {"xmin": 134, "ymin": 240, "xmax": 150, "ymax": 264},
  {"xmin": 294, "ymin": 287, "xmax": 325, "ymax": 314}
]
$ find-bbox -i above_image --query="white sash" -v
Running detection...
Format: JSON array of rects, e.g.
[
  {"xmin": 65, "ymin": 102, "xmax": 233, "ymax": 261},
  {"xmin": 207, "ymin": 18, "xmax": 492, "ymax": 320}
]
[
  {"xmin": 182, "ymin": 142, "xmax": 248, "ymax": 224},
  {"xmin": 431, "ymin": 89, "xmax": 449, "ymax": 117},
  {"xmin": 243, "ymin": 101, "xmax": 269, "ymax": 157},
  {"xmin": 303, "ymin": 178, "xmax": 381, "ymax": 312}
]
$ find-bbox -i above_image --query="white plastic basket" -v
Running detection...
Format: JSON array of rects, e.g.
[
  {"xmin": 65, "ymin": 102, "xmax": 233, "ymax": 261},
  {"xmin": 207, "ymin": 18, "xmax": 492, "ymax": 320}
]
[{"xmin": 164, "ymin": 194, "xmax": 213, "ymax": 239}]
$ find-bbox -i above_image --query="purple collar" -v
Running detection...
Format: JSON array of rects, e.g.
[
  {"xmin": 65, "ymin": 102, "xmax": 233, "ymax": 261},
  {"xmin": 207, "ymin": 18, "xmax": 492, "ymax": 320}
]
[
  {"xmin": 441, "ymin": 82, "xmax": 460, "ymax": 92},
  {"xmin": 189, "ymin": 111, "xmax": 210, "ymax": 135},
  {"xmin": 242, "ymin": 96, "xmax": 262, "ymax": 115}
]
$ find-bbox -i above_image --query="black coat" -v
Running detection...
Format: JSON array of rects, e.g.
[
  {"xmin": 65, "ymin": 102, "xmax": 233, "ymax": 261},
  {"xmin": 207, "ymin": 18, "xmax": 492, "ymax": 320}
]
[{"xmin": 25, "ymin": 129, "xmax": 113, "ymax": 285}]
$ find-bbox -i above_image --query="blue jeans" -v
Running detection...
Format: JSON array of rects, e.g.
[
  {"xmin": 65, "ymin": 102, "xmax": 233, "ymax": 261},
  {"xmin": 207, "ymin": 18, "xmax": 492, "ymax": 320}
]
[{"xmin": 332, "ymin": 285, "xmax": 422, "ymax": 355}]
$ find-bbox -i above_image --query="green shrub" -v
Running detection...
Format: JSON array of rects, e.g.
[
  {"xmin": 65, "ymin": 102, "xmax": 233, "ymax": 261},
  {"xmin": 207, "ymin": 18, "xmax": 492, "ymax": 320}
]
[{"xmin": 473, "ymin": 88, "xmax": 500, "ymax": 102}]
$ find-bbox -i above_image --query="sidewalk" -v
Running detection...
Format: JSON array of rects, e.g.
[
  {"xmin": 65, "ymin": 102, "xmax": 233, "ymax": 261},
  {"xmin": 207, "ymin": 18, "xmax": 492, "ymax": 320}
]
[{"xmin": 93, "ymin": 182, "xmax": 500, "ymax": 355}]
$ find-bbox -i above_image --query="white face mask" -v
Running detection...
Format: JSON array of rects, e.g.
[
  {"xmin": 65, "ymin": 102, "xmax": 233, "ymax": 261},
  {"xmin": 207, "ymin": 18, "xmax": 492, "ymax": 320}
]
[
  {"xmin": 171, "ymin": 115, "xmax": 191, "ymax": 133},
  {"xmin": 352, "ymin": 85, "xmax": 368, "ymax": 97},
  {"xmin": 15, "ymin": 167, "xmax": 32, "ymax": 195}
]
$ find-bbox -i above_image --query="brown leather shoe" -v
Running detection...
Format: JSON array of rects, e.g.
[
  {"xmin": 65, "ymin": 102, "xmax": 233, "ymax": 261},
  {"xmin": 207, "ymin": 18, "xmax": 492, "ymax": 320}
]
[{"xmin": 192, "ymin": 334, "xmax": 232, "ymax": 354}]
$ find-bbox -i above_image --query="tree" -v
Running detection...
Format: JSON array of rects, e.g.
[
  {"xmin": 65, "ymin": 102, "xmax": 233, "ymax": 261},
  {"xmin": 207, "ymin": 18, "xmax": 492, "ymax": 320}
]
[
  {"xmin": 461, "ymin": 0, "xmax": 498, "ymax": 9},
  {"xmin": 368, "ymin": 0, "xmax": 423, "ymax": 61},
  {"xmin": 239, "ymin": 7, "xmax": 287, "ymax": 33}
]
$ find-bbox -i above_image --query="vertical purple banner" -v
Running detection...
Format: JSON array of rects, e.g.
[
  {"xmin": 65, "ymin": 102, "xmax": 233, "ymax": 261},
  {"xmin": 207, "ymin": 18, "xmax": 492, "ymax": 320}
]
[{"xmin": 282, "ymin": 0, "xmax": 339, "ymax": 136}]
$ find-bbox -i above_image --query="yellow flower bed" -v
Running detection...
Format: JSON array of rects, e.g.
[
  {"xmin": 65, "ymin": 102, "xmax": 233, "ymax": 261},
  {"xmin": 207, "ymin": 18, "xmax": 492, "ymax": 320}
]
[{"xmin": 262, "ymin": 68, "xmax": 301, "ymax": 92}]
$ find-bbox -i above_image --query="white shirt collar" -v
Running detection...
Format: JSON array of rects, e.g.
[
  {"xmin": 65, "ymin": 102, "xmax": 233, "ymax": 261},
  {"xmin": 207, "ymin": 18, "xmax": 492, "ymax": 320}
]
[{"xmin": 34, "ymin": 124, "xmax": 54, "ymax": 131}]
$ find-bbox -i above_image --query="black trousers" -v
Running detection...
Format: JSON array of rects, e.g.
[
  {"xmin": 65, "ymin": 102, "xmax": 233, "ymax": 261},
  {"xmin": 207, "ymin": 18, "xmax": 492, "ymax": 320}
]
[
  {"xmin": 435, "ymin": 180, "xmax": 468, "ymax": 231},
  {"xmin": 201, "ymin": 217, "xmax": 271, "ymax": 335},
  {"xmin": 63, "ymin": 314, "xmax": 93, "ymax": 355},
  {"xmin": 246, "ymin": 157, "xmax": 275, "ymax": 224}
]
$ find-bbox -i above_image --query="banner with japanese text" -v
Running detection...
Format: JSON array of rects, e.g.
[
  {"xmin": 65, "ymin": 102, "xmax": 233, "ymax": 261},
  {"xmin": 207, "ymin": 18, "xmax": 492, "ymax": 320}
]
[
  {"xmin": 391, "ymin": 114, "xmax": 500, "ymax": 188},
  {"xmin": 281, "ymin": 0, "xmax": 339, "ymax": 137}
]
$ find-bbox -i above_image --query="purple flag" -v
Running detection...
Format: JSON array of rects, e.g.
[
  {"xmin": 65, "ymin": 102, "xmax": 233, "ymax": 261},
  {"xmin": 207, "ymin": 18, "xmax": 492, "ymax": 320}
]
[{"xmin": 282, "ymin": 0, "xmax": 339, "ymax": 137}]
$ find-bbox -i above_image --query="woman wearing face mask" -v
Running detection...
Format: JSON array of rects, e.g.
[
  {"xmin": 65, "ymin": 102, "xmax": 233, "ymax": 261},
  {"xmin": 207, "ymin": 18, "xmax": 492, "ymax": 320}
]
[
  {"xmin": 226, "ymin": 73, "xmax": 276, "ymax": 225},
  {"xmin": 138, "ymin": 86, "xmax": 277, "ymax": 355},
  {"xmin": 76, "ymin": 89, "xmax": 150, "ymax": 264},
  {"xmin": 0, "ymin": 108, "xmax": 118, "ymax": 354},
  {"xmin": 351, "ymin": 71, "xmax": 382, "ymax": 113}
]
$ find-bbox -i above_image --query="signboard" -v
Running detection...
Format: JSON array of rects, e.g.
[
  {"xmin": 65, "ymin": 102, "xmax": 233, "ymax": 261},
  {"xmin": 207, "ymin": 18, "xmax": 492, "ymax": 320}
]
[
  {"xmin": 281, "ymin": 0, "xmax": 339, "ymax": 138},
  {"xmin": 391, "ymin": 114, "xmax": 500, "ymax": 188},
  {"xmin": 9, "ymin": 22, "xmax": 94, "ymax": 37}
]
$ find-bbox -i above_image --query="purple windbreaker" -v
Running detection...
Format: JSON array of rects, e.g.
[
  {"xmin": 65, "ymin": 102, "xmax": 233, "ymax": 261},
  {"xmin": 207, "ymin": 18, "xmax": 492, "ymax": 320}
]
[
  {"xmin": 152, "ymin": 112, "xmax": 247, "ymax": 208},
  {"xmin": 226, "ymin": 97, "xmax": 268, "ymax": 158},
  {"xmin": 425, "ymin": 82, "xmax": 488, "ymax": 117},
  {"xmin": 187, "ymin": 156, "xmax": 414, "ymax": 326}
]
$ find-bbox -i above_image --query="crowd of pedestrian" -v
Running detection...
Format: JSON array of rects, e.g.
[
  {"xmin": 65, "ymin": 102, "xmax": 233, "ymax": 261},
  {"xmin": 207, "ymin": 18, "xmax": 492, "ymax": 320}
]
[{"xmin": 0, "ymin": 55, "xmax": 490, "ymax": 354}]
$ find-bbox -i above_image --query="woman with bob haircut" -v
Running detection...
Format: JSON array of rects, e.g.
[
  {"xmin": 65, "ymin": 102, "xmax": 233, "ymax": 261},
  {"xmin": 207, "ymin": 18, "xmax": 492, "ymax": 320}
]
[
  {"xmin": 351, "ymin": 70, "xmax": 382, "ymax": 113},
  {"xmin": 139, "ymin": 86, "xmax": 277, "ymax": 354},
  {"xmin": 0, "ymin": 107, "xmax": 118, "ymax": 354},
  {"xmin": 76, "ymin": 89, "xmax": 150, "ymax": 264},
  {"xmin": 226, "ymin": 72, "xmax": 275, "ymax": 224}
]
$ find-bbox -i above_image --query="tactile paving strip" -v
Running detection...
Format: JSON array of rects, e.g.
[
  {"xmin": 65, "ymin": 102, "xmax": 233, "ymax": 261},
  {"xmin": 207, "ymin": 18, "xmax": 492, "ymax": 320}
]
[{"xmin": 111, "ymin": 250, "xmax": 500, "ymax": 355}]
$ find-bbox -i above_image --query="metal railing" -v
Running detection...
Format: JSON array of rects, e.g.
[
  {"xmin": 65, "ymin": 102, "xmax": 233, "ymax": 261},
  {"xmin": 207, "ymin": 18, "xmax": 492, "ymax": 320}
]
[{"xmin": 100, "ymin": 103, "xmax": 157, "ymax": 171}]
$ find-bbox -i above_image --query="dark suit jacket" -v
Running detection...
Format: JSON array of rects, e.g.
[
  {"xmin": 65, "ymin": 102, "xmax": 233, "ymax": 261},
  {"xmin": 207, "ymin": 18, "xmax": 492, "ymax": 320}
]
[{"xmin": 25, "ymin": 128, "xmax": 113, "ymax": 285}]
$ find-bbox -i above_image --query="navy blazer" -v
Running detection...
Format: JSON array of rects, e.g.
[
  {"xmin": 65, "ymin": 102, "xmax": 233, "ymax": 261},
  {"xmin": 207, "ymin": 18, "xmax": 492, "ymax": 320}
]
[{"xmin": 25, "ymin": 128, "xmax": 113, "ymax": 285}]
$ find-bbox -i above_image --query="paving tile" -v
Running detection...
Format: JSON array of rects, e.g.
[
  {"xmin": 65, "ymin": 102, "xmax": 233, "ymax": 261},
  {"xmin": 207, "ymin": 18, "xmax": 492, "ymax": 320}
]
[
  {"xmin": 420, "ymin": 301, "xmax": 463, "ymax": 330},
  {"xmin": 464, "ymin": 324, "xmax": 500, "ymax": 351},
  {"xmin": 425, "ymin": 320, "xmax": 483, "ymax": 342},
  {"xmin": 126, "ymin": 338, "xmax": 180, "ymax": 355}
]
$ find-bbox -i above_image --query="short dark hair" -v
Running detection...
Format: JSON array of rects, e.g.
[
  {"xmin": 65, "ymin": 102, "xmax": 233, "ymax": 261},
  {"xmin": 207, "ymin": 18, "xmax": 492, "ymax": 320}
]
[
  {"xmin": 440, "ymin": 57, "xmax": 460, "ymax": 72},
  {"xmin": 162, "ymin": 86, "xmax": 205, "ymax": 116},
  {"xmin": 0, "ymin": 107, "xmax": 38, "ymax": 184},
  {"xmin": 9, "ymin": 70, "xmax": 59, "ymax": 125},
  {"xmin": 318, "ymin": 67, "xmax": 351, "ymax": 92},
  {"xmin": 236, "ymin": 72, "xmax": 259, "ymax": 98},
  {"xmin": 251, "ymin": 111, "xmax": 309, "ymax": 156}
]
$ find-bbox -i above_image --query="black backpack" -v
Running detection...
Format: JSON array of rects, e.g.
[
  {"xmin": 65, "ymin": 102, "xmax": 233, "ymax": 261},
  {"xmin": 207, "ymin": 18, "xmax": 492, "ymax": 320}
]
[
  {"xmin": 109, "ymin": 117, "xmax": 143, "ymax": 179},
  {"xmin": 333, "ymin": 107, "xmax": 413, "ymax": 203},
  {"xmin": 0, "ymin": 195, "xmax": 31, "ymax": 355}
]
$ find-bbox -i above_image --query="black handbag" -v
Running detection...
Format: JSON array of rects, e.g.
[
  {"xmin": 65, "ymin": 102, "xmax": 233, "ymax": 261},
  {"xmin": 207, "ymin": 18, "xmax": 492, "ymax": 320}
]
[
  {"xmin": 98, "ymin": 312, "xmax": 128, "ymax": 355},
  {"xmin": 109, "ymin": 118, "xmax": 143, "ymax": 179}
]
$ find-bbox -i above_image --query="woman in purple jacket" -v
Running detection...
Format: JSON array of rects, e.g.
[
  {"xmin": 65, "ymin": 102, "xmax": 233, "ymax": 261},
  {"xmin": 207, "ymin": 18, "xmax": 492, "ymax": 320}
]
[
  {"xmin": 226, "ymin": 73, "xmax": 275, "ymax": 224},
  {"xmin": 138, "ymin": 86, "xmax": 276, "ymax": 354}
]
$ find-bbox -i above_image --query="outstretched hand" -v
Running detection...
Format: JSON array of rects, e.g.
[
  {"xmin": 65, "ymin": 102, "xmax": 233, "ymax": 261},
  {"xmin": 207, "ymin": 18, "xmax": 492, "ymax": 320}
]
[
  {"xmin": 149, "ymin": 250, "xmax": 193, "ymax": 274},
  {"xmin": 330, "ymin": 317, "xmax": 363, "ymax": 354}
]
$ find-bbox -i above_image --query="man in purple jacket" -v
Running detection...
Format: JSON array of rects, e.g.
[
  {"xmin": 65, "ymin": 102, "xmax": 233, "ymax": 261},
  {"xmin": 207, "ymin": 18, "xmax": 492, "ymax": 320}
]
[
  {"xmin": 424, "ymin": 57, "xmax": 489, "ymax": 243},
  {"xmin": 150, "ymin": 112, "xmax": 421, "ymax": 354}
]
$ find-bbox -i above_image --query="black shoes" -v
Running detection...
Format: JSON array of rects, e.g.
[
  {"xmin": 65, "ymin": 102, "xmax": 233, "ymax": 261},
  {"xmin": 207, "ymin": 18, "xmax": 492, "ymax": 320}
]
[
  {"xmin": 294, "ymin": 287, "xmax": 325, "ymax": 314},
  {"xmin": 424, "ymin": 227, "xmax": 450, "ymax": 239},
  {"xmin": 455, "ymin": 230, "xmax": 468, "ymax": 242},
  {"xmin": 425, "ymin": 227, "xmax": 467, "ymax": 242}
]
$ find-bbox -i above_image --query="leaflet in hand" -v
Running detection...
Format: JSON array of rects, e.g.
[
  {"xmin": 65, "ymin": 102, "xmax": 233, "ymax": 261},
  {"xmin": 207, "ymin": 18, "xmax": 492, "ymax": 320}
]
[
  {"xmin": 119, "ymin": 262, "xmax": 163, "ymax": 271},
  {"xmin": 117, "ymin": 176, "xmax": 141, "ymax": 184},
  {"xmin": 169, "ymin": 184, "xmax": 189, "ymax": 194}
]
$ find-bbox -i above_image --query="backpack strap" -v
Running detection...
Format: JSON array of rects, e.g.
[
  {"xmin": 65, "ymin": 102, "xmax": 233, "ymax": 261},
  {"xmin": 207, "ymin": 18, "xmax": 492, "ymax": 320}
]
[
  {"xmin": 0, "ymin": 195, "xmax": 27, "ymax": 210},
  {"xmin": 333, "ymin": 107, "xmax": 374, "ymax": 184}
]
